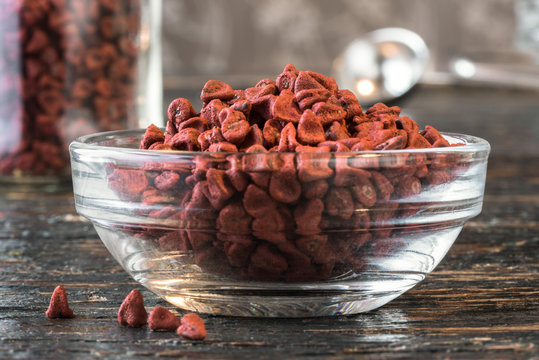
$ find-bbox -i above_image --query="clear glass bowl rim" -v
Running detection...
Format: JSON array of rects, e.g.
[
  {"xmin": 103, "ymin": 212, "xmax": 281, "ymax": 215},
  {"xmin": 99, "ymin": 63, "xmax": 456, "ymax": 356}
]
[{"xmin": 70, "ymin": 129, "xmax": 491, "ymax": 160}]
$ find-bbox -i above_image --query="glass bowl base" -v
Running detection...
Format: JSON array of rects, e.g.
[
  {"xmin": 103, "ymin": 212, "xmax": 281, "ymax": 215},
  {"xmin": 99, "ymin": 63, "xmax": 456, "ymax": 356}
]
[
  {"xmin": 94, "ymin": 222, "xmax": 457, "ymax": 317},
  {"xmin": 140, "ymin": 275, "xmax": 421, "ymax": 317}
]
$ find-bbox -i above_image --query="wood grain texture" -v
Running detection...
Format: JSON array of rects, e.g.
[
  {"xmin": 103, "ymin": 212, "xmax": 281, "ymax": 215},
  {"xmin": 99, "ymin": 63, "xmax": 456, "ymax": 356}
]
[{"xmin": 1, "ymin": 86, "xmax": 538, "ymax": 359}]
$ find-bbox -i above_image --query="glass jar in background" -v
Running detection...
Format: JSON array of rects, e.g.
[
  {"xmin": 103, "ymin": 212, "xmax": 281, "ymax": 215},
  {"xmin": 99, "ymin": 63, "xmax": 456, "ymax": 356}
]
[
  {"xmin": 0, "ymin": 0, "xmax": 162, "ymax": 190},
  {"xmin": 515, "ymin": 0, "xmax": 539, "ymax": 62}
]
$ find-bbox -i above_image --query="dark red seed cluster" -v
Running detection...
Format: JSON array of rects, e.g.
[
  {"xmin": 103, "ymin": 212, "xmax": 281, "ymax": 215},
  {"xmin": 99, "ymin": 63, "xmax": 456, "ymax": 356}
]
[
  {"xmin": 144, "ymin": 64, "xmax": 453, "ymax": 153},
  {"xmin": 46, "ymin": 286, "xmax": 207, "ymax": 340},
  {"xmin": 110, "ymin": 64, "xmax": 466, "ymax": 282},
  {"xmin": 118, "ymin": 289, "xmax": 207, "ymax": 340},
  {"xmin": 148, "ymin": 306, "xmax": 206, "ymax": 340},
  {"xmin": 0, "ymin": 0, "xmax": 140, "ymax": 176}
]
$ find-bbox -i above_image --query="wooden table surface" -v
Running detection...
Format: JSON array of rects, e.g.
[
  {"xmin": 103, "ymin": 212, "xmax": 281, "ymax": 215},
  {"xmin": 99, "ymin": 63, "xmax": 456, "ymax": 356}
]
[{"xmin": 1, "ymin": 86, "xmax": 538, "ymax": 359}]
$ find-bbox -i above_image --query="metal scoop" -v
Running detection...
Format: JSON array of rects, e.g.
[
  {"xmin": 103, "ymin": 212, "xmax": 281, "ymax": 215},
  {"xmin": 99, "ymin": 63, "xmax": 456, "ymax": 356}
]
[{"xmin": 332, "ymin": 28, "xmax": 430, "ymax": 105}]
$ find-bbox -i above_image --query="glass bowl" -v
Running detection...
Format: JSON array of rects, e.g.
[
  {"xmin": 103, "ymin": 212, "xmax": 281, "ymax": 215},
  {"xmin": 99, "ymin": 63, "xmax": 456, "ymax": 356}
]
[{"xmin": 70, "ymin": 129, "xmax": 490, "ymax": 317}]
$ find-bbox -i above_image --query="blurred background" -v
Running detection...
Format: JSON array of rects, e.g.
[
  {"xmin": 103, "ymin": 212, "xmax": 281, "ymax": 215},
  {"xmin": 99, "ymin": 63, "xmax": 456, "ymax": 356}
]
[{"xmin": 160, "ymin": 0, "xmax": 537, "ymax": 102}]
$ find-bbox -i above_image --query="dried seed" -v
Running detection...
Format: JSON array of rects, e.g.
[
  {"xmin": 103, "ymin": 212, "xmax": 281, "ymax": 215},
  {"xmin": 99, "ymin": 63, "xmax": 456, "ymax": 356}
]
[
  {"xmin": 118, "ymin": 289, "xmax": 147, "ymax": 328},
  {"xmin": 46, "ymin": 286, "xmax": 75, "ymax": 319}
]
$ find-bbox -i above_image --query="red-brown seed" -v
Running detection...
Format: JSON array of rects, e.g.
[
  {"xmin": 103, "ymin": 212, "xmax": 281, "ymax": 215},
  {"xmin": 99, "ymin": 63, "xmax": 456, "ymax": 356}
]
[
  {"xmin": 220, "ymin": 109, "xmax": 250, "ymax": 145},
  {"xmin": 296, "ymin": 151, "xmax": 333, "ymax": 183},
  {"xmin": 312, "ymin": 102, "xmax": 347, "ymax": 126},
  {"xmin": 326, "ymin": 121, "xmax": 350, "ymax": 141},
  {"xmin": 141, "ymin": 188, "xmax": 175, "ymax": 205},
  {"xmin": 118, "ymin": 289, "xmax": 147, "ymax": 328},
  {"xmin": 148, "ymin": 306, "xmax": 181, "ymax": 331},
  {"xmin": 250, "ymin": 94, "xmax": 277, "ymax": 120},
  {"xmin": 294, "ymin": 198, "xmax": 324, "ymax": 235},
  {"xmin": 228, "ymin": 89, "xmax": 246, "ymax": 105},
  {"xmin": 187, "ymin": 229, "xmax": 215, "ymax": 250},
  {"xmin": 243, "ymin": 184, "xmax": 278, "ymax": 218},
  {"xmin": 269, "ymin": 155, "xmax": 301, "ymax": 203},
  {"xmin": 407, "ymin": 132, "xmax": 432, "ymax": 149},
  {"xmin": 168, "ymin": 98, "xmax": 197, "ymax": 129},
  {"xmin": 432, "ymin": 137, "xmax": 450, "ymax": 148},
  {"xmin": 250, "ymin": 243, "xmax": 288, "ymax": 276},
  {"xmin": 251, "ymin": 208, "xmax": 288, "ymax": 233},
  {"xmin": 371, "ymin": 171, "xmax": 394, "ymax": 201},
  {"xmin": 199, "ymin": 127, "xmax": 226, "ymax": 151},
  {"xmin": 276, "ymin": 71, "xmax": 297, "ymax": 92},
  {"xmin": 223, "ymin": 235, "xmax": 256, "ymax": 267},
  {"xmin": 296, "ymin": 234, "xmax": 328, "ymax": 257},
  {"xmin": 207, "ymin": 141, "xmax": 238, "ymax": 153},
  {"xmin": 200, "ymin": 99, "xmax": 228, "ymax": 128},
  {"xmin": 396, "ymin": 116, "xmax": 419, "ymax": 133},
  {"xmin": 225, "ymin": 155, "xmax": 249, "ymax": 192},
  {"xmin": 278, "ymin": 122, "xmax": 300, "ymax": 152},
  {"xmin": 297, "ymin": 110, "xmax": 325, "ymax": 146},
  {"xmin": 337, "ymin": 89, "xmax": 363, "ymax": 119},
  {"xmin": 305, "ymin": 71, "xmax": 338, "ymax": 93},
  {"xmin": 421, "ymin": 125, "xmax": 444, "ymax": 145},
  {"xmin": 319, "ymin": 140, "xmax": 351, "ymax": 152},
  {"xmin": 107, "ymin": 169, "xmax": 149, "ymax": 201},
  {"xmin": 245, "ymin": 83, "xmax": 277, "ymax": 103},
  {"xmin": 240, "ymin": 124, "xmax": 264, "ymax": 150},
  {"xmin": 167, "ymin": 128, "xmax": 201, "ymax": 151},
  {"xmin": 296, "ymin": 88, "xmax": 331, "ymax": 111},
  {"xmin": 350, "ymin": 178, "xmax": 377, "ymax": 207},
  {"xmin": 326, "ymin": 187, "xmax": 355, "ymax": 219},
  {"xmin": 366, "ymin": 103, "xmax": 401, "ymax": 120},
  {"xmin": 375, "ymin": 134, "xmax": 407, "ymax": 150},
  {"xmin": 46, "ymin": 286, "xmax": 75, "ymax": 319},
  {"xmin": 230, "ymin": 99, "xmax": 252, "ymax": 119},
  {"xmin": 200, "ymin": 80, "xmax": 234, "ymax": 103},
  {"xmin": 164, "ymin": 119, "xmax": 178, "ymax": 143},
  {"xmin": 294, "ymin": 71, "xmax": 326, "ymax": 92},
  {"xmin": 425, "ymin": 169, "xmax": 451, "ymax": 186},
  {"xmin": 206, "ymin": 168, "xmax": 236, "ymax": 209},
  {"xmin": 177, "ymin": 313, "xmax": 207, "ymax": 340},
  {"xmin": 272, "ymin": 89, "xmax": 301, "ymax": 124},
  {"xmin": 262, "ymin": 118, "xmax": 283, "ymax": 149},
  {"xmin": 368, "ymin": 129, "xmax": 399, "ymax": 148},
  {"xmin": 395, "ymin": 176, "xmax": 422, "ymax": 197},
  {"xmin": 333, "ymin": 155, "xmax": 371, "ymax": 187},
  {"xmin": 302, "ymin": 179, "xmax": 329, "ymax": 199},
  {"xmin": 217, "ymin": 202, "xmax": 252, "ymax": 235},
  {"xmin": 178, "ymin": 116, "xmax": 210, "ymax": 133},
  {"xmin": 283, "ymin": 63, "xmax": 299, "ymax": 74},
  {"xmin": 140, "ymin": 124, "xmax": 165, "ymax": 149},
  {"xmin": 154, "ymin": 171, "xmax": 180, "ymax": 191},
  {"xmin": 72, "ymin": 78, "xmax": 93, "ymax": 100},
  {"xmin": 158, "ymin": 230, "xmax": 191, "ymax": 252},
  {"xmin": 256, "ymin": 78, "xmax": 277, "ymax": 88}
]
